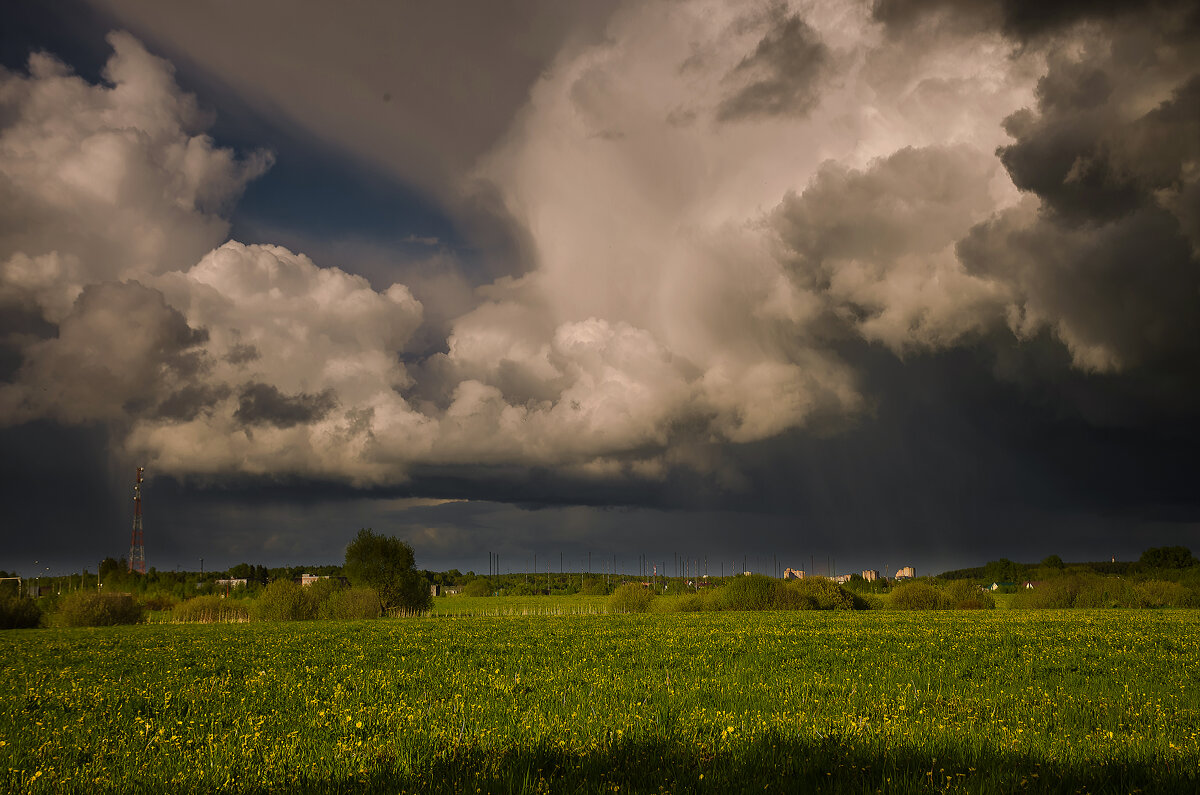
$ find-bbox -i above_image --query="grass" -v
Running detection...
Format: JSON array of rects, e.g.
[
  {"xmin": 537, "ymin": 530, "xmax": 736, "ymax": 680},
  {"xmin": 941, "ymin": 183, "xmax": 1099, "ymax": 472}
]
[
  {"xmin": 429, "ymin": 595, "xmax": 610, "ymax": 616},
  {"xmin": 1, "ymin": 609, "xmax": 1198, "ymax": 793}
]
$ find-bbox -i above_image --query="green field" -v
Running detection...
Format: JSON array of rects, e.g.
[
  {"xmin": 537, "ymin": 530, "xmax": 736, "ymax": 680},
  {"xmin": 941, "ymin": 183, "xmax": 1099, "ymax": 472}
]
[{"xmin": 2, "ymin": 610, "xmax": 1198, "ymax": 793}]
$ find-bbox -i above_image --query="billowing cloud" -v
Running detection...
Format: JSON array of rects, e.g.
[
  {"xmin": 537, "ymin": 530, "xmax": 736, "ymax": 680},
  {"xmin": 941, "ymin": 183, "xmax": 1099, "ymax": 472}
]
[
  {"xmin": 0, "ymin": 31, "xmax": 270, "ymax": 321},
  {"xmin": 2, "ymin": 0, "xmax": 1198, "ymax": 541},
  {"xmin": 716, "ymin": 7, "xmax": 830, "ymax": 122},
  {"xmin": 0, "ymin": 280, "xmax": 208, "ymax": 423},
  {"xmin": 770, "ymin": 144, "xmax": 1006, "ymax": 350},
  {"xmin": 959, "ymin": 8, "xmax": 1200, "ymax": 372}
]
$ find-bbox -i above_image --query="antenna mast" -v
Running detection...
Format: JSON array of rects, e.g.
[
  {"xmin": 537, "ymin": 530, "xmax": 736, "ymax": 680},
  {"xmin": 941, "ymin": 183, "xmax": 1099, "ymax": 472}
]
[{"xmin": 128, "ymin": 467, "xmax": 146, "ymax": 574}]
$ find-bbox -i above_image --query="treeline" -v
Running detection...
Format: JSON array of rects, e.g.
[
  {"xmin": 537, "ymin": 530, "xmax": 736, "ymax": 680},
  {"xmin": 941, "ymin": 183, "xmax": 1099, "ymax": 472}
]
[
  {"xmin": 607, "ymin": 575, "xmax": 998, "ymax": 613},
  {"xmin": 937, "ymin": 546, "xmax": 1198, "ymax": 583},
  {"xmin": 2, "ymin": 528, "xmax": 430, "ymax": 628}
]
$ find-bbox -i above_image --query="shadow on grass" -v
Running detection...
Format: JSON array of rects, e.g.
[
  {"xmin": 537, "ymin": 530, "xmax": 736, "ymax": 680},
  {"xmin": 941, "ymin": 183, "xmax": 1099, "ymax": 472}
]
[{"xmin": 215, "ymin": 732, "xmax": 1197, "ymax": 795}]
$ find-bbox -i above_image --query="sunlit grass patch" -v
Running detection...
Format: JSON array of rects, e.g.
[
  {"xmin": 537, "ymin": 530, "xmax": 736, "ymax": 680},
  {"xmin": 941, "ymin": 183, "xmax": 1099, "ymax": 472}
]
[{"xmin": 0, "ymin": 610, "xmax": 1197, "ymax": 792}]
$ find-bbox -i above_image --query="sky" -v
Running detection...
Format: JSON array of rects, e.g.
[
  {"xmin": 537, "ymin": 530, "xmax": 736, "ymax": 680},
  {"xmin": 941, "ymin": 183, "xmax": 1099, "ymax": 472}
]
[{"xmin": 1, "ymin": 0, "xmax": 1198, "ymax": 578}]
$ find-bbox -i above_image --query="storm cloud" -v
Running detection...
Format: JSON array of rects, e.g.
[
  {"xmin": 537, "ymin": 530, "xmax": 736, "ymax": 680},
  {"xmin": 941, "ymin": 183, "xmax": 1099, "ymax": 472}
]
[{"xmin": 2, "ymin": 0, "xmax": 1198, "ymax": 572}]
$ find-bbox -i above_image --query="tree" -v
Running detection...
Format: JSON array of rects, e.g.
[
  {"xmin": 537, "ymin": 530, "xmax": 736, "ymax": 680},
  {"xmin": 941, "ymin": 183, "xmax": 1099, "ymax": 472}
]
[
  {"xmin": 1042, "ymin": 554, "xmax": 1065, "ymax": 570},
  {"xmin": 1139, "ymin": 546, "xmax": 1197, "ymax": 570},
  {"xmin": 343, "ymin": 529, "xmax": 430, "ymax": 613}
]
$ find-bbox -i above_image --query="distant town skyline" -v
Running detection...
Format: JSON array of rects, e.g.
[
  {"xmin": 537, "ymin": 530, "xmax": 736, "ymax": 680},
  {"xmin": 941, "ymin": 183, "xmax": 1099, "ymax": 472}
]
[{"xmin": 2, "ymin": 0, "xmax": 1198, "ymax": 576}]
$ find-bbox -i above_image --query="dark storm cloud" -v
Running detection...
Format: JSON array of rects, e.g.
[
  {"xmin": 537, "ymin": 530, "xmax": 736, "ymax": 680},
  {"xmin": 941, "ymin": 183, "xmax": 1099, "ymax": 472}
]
[
  {"xmin": 997, "ymin": 72, "xmax": 1199, "ymax": 226},
  {"xmin": 716, "ymin": 11, "xmax": 829, "ymax": 122},
  {"xmin": 233, "ymin": 382, "xmax": 337, "ymax": 429},
  {"xmin": 1, "ymin": 282, "xmax": 211, "ymax": 423},
  {"xmin": 155, "ymin": 383, "xmax": 230, "ymax": 422},
  {"xmin": 958, "ymin": 10, "xmax": 1200, "ymax": 373},
  {"xmin": 5, "ymin": 1, "xmax": 1200, "ymax": 579},
  {"xmin": 871, "ymin": 0, "xmax": 1198, "ymax": 40},
  {"xmin": 223, "ymin": 343, "xmax": 259, "ymax": 365}
]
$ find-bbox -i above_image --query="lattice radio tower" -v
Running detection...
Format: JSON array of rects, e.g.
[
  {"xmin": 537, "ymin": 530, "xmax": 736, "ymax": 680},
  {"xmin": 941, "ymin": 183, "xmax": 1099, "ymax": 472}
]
[{"xmin": 128, "ymin": 466, "xmax": 146, "ymax": 574}]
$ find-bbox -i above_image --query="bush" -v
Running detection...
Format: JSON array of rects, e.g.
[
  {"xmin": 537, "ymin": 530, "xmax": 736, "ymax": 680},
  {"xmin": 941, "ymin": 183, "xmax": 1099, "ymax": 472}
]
[
  {"xmin": 304, "ymin": 577, "xmax": 346, "ymax": 607},
  {"xmin": 0, "ymin": 596, "xmax": 42, "ymax": 629},
  {"xmin": 889, "ymin": 581, "xmax": 945, "ymax": 610},
  {"xmin": 172, "ymin": 595, "xmax": 251, "ymax": 623},
  {"xmin": 718, "ymin": 574, "xmax": 776, "ymax": 611},
  {"xmin": 777, "ymin": 578, "xmax": 859, "ymax": 610},
  {"xmin": 663, "ymin": 579, "xmax": 692, "ymax": 596},
  {"xmin": 140, "ymin": 593, "xmax": 178, "ymax": 612},
  {"xmin": 461, "ymin": 578, "xmax": 491, "ymax": 597},
  {"xmin": 1134, "ymin": 579, "xmax": 1199, "ymax": 608},
  {"xmin": 52, "ymin": 592, "xmax": 143, "ymax": 627},
  {"xmin": 581, "ymin": 578, "xmax": 608, "ymax": 596},
  {"xmin": 609, "ymin": 584, "xmax": 655, "ymax": 613},
  {"xmin": 671, "ymin": 594, "xmax": 707, "ymax": 612},
  {"xmin": 319, "ymin": 587, "xmax": 383, "ymax": 620},
  {"xmin": 1011, "ymin": 573, "xmax": 1141, "ymax": 609},
  {"xmin": 945, "ymin": 580, "xmax": 995, "ymax": 610},
  {"xmin": 254, "ymin": 579, "xmax": 313, "ymax": 621}
]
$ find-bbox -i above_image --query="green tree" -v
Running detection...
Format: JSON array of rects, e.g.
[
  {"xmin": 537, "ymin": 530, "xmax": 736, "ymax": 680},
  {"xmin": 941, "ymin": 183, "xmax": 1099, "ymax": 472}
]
[
  {"xmin": 343, "ymin": 529, "xmax": 431, "ymax": 613},
  {"xmin": 1042, "ymin": 554, "xmax": 1065, "ymax": 570},
  {"xmin": 461, "ymin": 578, "xmax": 492, "ymax": 597},
  {"xmin": 1139, "ymin": 546, "xmax": 1197, "ymax": 570}
]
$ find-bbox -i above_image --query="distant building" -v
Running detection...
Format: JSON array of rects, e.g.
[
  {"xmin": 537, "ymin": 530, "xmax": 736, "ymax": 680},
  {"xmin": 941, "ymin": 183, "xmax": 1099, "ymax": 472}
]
[
  {"xmin": 782, "ymin": 568, "xmax": 805, "ymax": 580},
  {"xmin": 895, "ymin": 566, "xmax": 916, "ymax": 580},
  {"xmin": 861, "ymin": 570, "xmax": 879, "ymax": 582},
  {"xmin": 298, "ymin": 574, "xmax": 327, "ymax": 587},
  {"xmin": 214, "ymin": 578, "xmax": 247, "ymax": 589},
  {"xmin": 1023, "ymin": 581, "xmax": 1042, "ymax": 589},
  {"xmin": 832, "ymin": 574, "xmax": 852, "ymax": 584},
  {"xmin": 430, "ymin": 584, "xmax": 463, "ymax": 597},
  {"xmin": 990, "ymin": 581, "xmax": 1016, "ymax": 591}
]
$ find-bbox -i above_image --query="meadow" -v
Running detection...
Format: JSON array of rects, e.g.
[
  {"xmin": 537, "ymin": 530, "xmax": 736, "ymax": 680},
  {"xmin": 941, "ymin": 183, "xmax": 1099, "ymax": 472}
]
[{"xmin": 1, "ymin": 609, "xmax": 1198, "ymax": 793}]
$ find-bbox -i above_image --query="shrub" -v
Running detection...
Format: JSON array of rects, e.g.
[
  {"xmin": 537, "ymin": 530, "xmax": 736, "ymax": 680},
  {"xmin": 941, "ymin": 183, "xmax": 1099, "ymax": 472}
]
[
  {"xmin": 304, "ymin": 577, "xmax": 346, "ymax": 608},
  {"xmin": 0, "ymin": 596, "xmax": 42, "ymax": 629},
  {"xmin": 581, "ymin": 578, "xmax": 608, "ymax": 596},
  {"xmin": 1011, "ymin": 573, "xmax": 1140, "ymax": 609},
  {"xmin": 141, "ymin": 593, "xmax": 178, "ymax": 612},
  {"xmin": 52, "ymin": 593, "xmax": 143, "ymax": 627},
  {"xmin": 945, "ymin": 580, "xmax": 995, "ymax": 610},
  {"xmin": 778, "ymin": 578, "xmax": 858, "ymax": 610},
  {"xmin": 254, "ymin": 579, "xmax": 313, "ymax": 621},
  {"xmin": 718, "ymin": 574, "xmax": 775, "ymax": 611},
  {"xmin": 462, "ymin": 578, "xmax": 491, "ymax": 597},
  {"xmin": 859, "ymin": 593, "xmax": 886, "ymax": 611},
  {"xmin": 1134, "ymin": 579, "xmax": 1199, "ymax": 608},
  {"xmin": 319, "ymin": 587, "xmax": 383, "ymax": 620},
  {"xmin": 662, "ymin": 579, "xmax": 691, "ymax": 596},
  {"xmin": 172, "ymin": 595, "xmax": 251, "ymax": 623},
  {"xmin": 609, "ymin": 583, "xmax": 654, "ymax": 613},
  {"xmin": 889, "ymin": 581, "xmax": 945, "ymax": 610},
  {"xmin": 672, "ymin": 594, "xmax": 707, "ymax": 612},
  {"xmin": 1073, "ymin": 576, "xmax": 1138, "ymax": 609}
]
